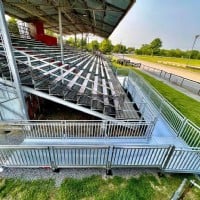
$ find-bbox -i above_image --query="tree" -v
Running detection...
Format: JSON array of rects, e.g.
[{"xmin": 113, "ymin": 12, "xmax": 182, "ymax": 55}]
[
  {"xmin": 79, "ymin": 38, "xmax": 87, "ymax": 49},
  {"xmin": 140, "ymin": 44, "xmax": 152, "ymax": 55},
  {"xmin": 188, "ymin": 50, "xmax": 199, "ymax": 59},
  {"xmin": 113, "ymin": 44, "xmax": 126, "ymax": 53},
  {"xmin": 134, "ymin": 37, "xmax": 200, "ymax": 60},
  {"xmin": 127, "ymin": 47, "xmax": 135, "ymax": 54},
  {"xmin": 7, "ymin": 17, "xmax": 19, "ymax": 35},
  {"xmin": 87, "ymin": 40, "xmax": 99, "ymax": 51},
  {"xmin": 45, "ymin": 29, "xmax": 56, "ymax": 37},
  {"xmin": 66, "ymin": 37, "xmax": 76, "ymax": 47},
  {"xmin": 150, "ymin": 38, "xmax": 162, "ymax": 56},
  {"xmin": 66, "ymin": 37, "xmax": 87, "ymax": 50},
  {"xmin": 99, "ymin": 39, "xmax": 113, "ymax": 54},
  {"xmin": 160, "ymin": 49, "xmax": 169, "ymax": 57}
]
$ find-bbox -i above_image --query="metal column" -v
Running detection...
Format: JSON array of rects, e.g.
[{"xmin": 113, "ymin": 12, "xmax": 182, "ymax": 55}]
[
  {"xmin": 74, "ymin": 33, "xmax": 77, "ymax": 47},
  {"xmin": 81, "ymin": 32, "xmax": 83, "ymax": 50},
  {"xmin": 58, "ymin": 7, "xmax": 64, "ymax": 64},
  {"xmin": 0, "ymin": 1, "xmax": 28, "ymax": 119}
]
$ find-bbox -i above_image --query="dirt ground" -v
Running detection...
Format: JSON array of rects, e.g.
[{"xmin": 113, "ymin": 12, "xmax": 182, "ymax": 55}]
[
  {"xmin": 39, "ymin": 100, "xmax": 99, "ymax": 120},
  {"xmin": 127, "ymin": 56, "xmax": 200, "ymax": 82}
]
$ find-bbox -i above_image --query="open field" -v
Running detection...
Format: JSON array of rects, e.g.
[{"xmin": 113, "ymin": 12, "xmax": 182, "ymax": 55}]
[
  {"xmin": 112, "ymin": 61, "xmax": 200, "ymax": 126},
  {"xmin": 0, "ymin": 174, "xmax": 199, "ymax": 200}
]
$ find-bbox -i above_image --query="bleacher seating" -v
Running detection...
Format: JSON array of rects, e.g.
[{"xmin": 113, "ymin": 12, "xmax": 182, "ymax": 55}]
[{"xmin": 0, "ymin": 35, "xmax": 139, "ymax": 119}]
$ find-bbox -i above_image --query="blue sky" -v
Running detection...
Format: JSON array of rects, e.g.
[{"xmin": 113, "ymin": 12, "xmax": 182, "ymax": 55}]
[{"xmin": 109, "ymin": 0, "xmax": 200, "ymax": 50}]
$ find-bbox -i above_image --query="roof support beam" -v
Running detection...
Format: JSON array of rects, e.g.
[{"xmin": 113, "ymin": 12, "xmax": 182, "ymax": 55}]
[
  {"xmin": 22, "ymin": 86, "xmax": 114, "ymax": 120},
  {"xmin": 12, "ymin": 3, "xmax": 54, "ymax": 27},
  {"xmin": 105, "ymin": 2, "xmax": 126, "ymax": 12},
  {"xmin": 83, "ymin": 0, "xmax": 94, "ymax": 33},
  {"xmin": 0, "ymin": 1, "xmax": 28, "ymax": 120},
  {"xmin": 3, "ymin": 0, "xmax": 135, "ymax": 38}
]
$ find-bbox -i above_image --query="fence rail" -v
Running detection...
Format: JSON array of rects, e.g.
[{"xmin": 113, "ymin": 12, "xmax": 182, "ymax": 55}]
[
  {"xmin": 127, "ymin": 71, "xmax": 200, "ymax": 148},
  {"xmin": 141, "ymin": 64, "xmax": 200, "ymax": 95},
  {"xmin": 164, "ymin": 147, "xmax": 200, "ymax": 173},
  {"xmin": 0, "ymin": 145, "xmax": 199, "ymax": 173},
  {"xmin": 110, "ymin": 146, "xmax": 170, "ymax": 168},
  {"xmin": 0, "ymin": 120, "xmax": 155, "ymax": 139}
]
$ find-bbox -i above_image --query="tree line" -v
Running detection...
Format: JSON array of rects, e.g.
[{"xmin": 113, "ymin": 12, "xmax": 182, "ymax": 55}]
[
  {"xmin": 134, "ymin": 38, "xmax": 200, "ymax": 60},
  {"xmin": 66, "ymin": 37, "xmax": 200, "ymax": 60},
  {"xmin": 7, "ymin": 17, "xmax": 200, "ymax": 60},
  {"xmin": 66, "ymin": 37, "xmax": 135, "ymax": 54}
]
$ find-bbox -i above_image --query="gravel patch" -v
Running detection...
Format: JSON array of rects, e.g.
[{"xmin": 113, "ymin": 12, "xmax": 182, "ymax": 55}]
[
  {"xmin": 0, "ymin": 167, "xmax": 159, "ymax": 187},
  {"xmin": 0, "ymin": 126, "xmax": 24, "ymax": 145}
]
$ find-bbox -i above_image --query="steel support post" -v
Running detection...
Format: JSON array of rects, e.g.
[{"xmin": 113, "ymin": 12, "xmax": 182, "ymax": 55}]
[
  {"xmin": 75, "ymin": 33, "xmax": 77, "ymax": 46},
  {"xmin": 81, "ymin": 32, "xmax": 83, "ymax": 50},
  {"xmin": 106, "ymin": 146, "xmax": 113, "ymax": 176},
  {"xmin": 48, "ymin": 147, "xmax": 59, "ymax": 172},
  {"xmin": 0, "ymin": 1, "xmax": 28, "ymax": 119},
  {"xmin": 58, "ymin": 7, "xmax": 64, "ymax": 65}
]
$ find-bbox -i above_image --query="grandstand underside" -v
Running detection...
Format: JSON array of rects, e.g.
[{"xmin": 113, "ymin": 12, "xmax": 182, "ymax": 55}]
[{"xmin": 2, "ymin": 0, "xmax": 136, "ymax": 38}]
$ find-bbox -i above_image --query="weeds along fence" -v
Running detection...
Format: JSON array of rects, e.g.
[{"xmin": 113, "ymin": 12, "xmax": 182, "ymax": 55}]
[
  {"xmin": 0, "ymin": 145, "xmax": 199, "ymax": 173},
  {"xmin": 2, "ymin": 120, "xmax": 155, "ymax": 139},
  {"xmin": 127, "ymin": 71, "xmax": 200, "ymax": 148},
  {"xmin": 140, "ymin": 64, "xmax": 200, "ymax": 96}
]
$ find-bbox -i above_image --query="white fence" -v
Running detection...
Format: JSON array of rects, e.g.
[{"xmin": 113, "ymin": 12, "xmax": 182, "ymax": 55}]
[
  {"xmin": 141, "ymin": 64, "xmax": 200, "ymax": 96},
  {"xmin": 0, "ymin": 145, "xmax": 199, "ymax": 174},
  {"xmin": 164, "ymin": 147, "xmax": 200, "ymax": 173},
  {"xmin": 127, "ymin": 71, "xmax": 200, "ymax": 148},
  {"xmin": 0, "ymin": 69, "xmax": 199, "ymax": 174},
  {"xmin": 3, "ymin": 120, "xmax": 155, "ymax": 139}
]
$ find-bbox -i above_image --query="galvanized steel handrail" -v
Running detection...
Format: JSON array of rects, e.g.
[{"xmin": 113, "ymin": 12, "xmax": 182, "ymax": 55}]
[
  {"xmin": 0, "ymin": 144, "xmax": 199, "ymax": 173},
  {"xmin": 141, "ymin": 64, "xmax": 200, "ymax": 95},
  {"xmin": 128, "ymin": 70, "xmax": 200, "ymax": 147},
  {"xmin": 0, "ymin": 120, "xmax": 154, "ymax": 139}
]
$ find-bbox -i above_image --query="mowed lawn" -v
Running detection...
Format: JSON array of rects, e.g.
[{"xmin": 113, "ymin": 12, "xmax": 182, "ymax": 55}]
[
  {"xmin": 0, "ymin": 174, "xmax": 200, "ymax": 200},
  {"xmin": 129, "ymin": 55, "xmax": 200, "ymax": 69},
  {"xmin": 112, "ymin": 62, "xmax": 200, "ymax": 126}
]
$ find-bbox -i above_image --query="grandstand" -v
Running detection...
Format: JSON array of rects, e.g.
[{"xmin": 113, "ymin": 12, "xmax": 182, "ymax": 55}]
[
  {"xmin": 0, "ymin": 34, "xmax": 139, "ymax": 120},
  {"xmin": 0, "ymin": 1, "xmax": 199, "ymax": 174},
  {"xmin": 0, "ymin": 0, "xmax": 137, "ymax": 121}
]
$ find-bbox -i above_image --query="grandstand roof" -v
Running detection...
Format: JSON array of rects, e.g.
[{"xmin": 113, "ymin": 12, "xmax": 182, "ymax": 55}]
[{"xmin": 2, "ymin": 0, "xmax": 136, "ymax": 38}]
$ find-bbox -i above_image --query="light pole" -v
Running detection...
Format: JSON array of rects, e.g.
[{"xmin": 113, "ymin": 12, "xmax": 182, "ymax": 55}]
[
  {"xmin": 186, "ymin": 34, "xmax": 200, "ymax": 67},
  {"xmin": 120, "ymin": 40, "xmax": 124, "ymax": 61}
]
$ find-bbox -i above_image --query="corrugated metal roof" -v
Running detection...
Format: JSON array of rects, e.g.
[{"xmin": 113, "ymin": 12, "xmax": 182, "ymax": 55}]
[{"xmin": 2, "ymin": 0, "xmax": 136, "ymax": 38}]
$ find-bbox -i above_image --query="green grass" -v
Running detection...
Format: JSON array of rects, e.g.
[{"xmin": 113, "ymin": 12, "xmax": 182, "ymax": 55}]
[
  {"xmin": 0, "ymin": 174, "xmax": 199, "ymax": 200},
  {"xmin": 0, "ymin": 179, "xmax": 55, "ymax": 200},
  {"xmin": 129, "ymin": 55, "xmax": 200, "ymax": 70},
  {"xmin": 112, "ymin": 61, "xmax": 200, "ymax": 126}
]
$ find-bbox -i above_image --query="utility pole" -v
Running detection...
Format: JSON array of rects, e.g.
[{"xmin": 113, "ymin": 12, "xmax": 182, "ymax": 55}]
[{"xmin": 186, "ymin": 34, "xmax": 200, "ymax": 67}]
